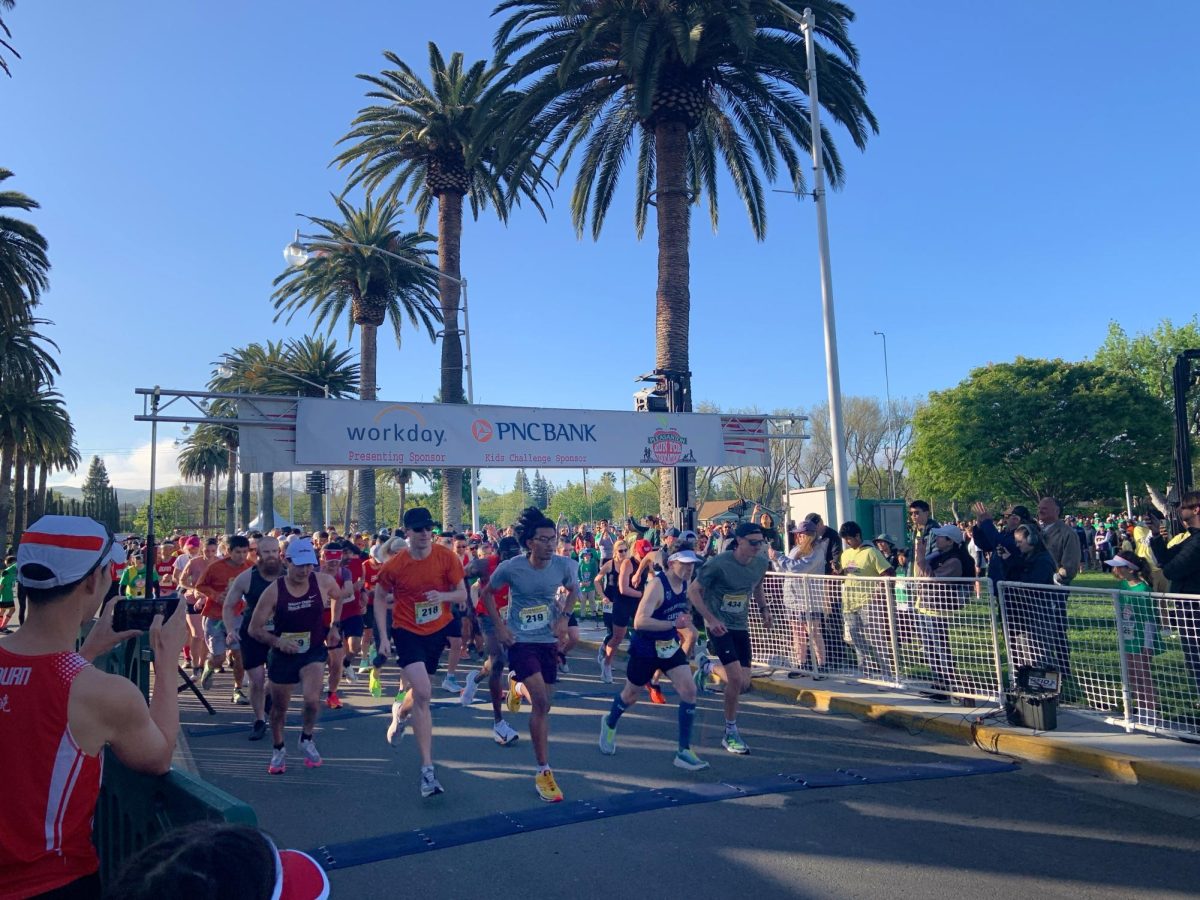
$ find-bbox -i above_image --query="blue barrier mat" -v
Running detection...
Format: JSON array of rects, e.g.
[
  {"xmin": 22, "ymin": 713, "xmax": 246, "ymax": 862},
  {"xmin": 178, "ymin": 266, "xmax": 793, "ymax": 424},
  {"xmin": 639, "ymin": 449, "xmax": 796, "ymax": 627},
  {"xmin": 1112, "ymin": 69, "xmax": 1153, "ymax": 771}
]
[{"xmin": 312, "ymin": 758, "xmax": 1016, "ymax": 871}]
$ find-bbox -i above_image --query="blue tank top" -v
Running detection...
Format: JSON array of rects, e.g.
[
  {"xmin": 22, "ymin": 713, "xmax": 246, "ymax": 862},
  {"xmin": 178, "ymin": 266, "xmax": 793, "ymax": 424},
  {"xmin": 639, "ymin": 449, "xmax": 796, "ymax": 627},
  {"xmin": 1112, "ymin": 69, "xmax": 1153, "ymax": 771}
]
[{"xmin": 630, "ymin": 572, "xmax": 690, "ymax": 657}]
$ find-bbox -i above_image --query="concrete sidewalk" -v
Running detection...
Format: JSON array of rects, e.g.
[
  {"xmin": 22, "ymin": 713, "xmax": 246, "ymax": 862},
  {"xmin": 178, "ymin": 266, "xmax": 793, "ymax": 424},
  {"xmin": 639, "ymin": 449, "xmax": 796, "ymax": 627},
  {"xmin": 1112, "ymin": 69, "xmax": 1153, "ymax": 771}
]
[{"xmin": 576, "ymin": 624, "xmax": 1200, "ymax": 795}]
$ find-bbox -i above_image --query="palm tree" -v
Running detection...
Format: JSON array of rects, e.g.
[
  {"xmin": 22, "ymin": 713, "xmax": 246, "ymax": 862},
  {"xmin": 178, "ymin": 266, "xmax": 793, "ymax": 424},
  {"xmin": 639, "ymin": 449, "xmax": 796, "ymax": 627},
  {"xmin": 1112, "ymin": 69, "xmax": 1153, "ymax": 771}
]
[
  {"xmin": 178, "ymin": 425, "xmax": 229, "ymax": 530},
  {"xmin": 493, "ymin": 0, "xmax": 877, "ymax": 517},
  {"xmin": 0, "ymin": 316, "xmax": 59, "ymax": 389},
  {"xmin": 0, "ymin": 169, "xmax": 50, "ymax": 326},
  {"xmin": 272, "ymin": 195, "xmax": 441, "ymax": 532},
  {"xmin": 334, "ymin": 42, "xmax": 551, "ymax": 530},
  {"xmin": 33, "ymin": 426, "xmax": 79, "ymax": 525},
  {"xmin": 0, "ymin": 389, "xmax": 67, "ymax": 547},
  {"xmin": 269, "ymin": 336, "xmax": 359, "ymax": 529},
  {"xmin": 1, "ymin": 0, "xmax": 19, "ymax": 78}
]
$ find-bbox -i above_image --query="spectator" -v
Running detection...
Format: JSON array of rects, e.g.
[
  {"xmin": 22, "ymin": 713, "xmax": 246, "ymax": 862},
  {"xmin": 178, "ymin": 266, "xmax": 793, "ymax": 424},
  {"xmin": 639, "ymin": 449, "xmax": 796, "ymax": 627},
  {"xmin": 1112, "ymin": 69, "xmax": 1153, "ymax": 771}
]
[
  {"xmin": 1000, "ymin": 522, "xmax": 1072, "ymax": 682},
  {"xmin": 751, "ymin": 505, "xmax": 784, "ymax": 553},
  {"xmin": 873, "ymin": 534, "xmax": 901, "ymax": 570},
  {"xmin": 837, "ymin": 521, "xmax": 895, "ymax": 681},
  {"xmin": 1038, "ymin": 497, "xmax": 1081, "ymax": 585},
  {"xmin": 708, "ymin": 521, "xmax": 736, "ymax": 557},
  {"xmin": 804, "ymin": 513, "xmax": 842, "ymax": 576},
  {"xmin": 913, "ymin": 524, "xmax": 976, "ymax": 702},
  {"xmin": 0, "ymin": 516, "xmax": 188, "ymax": 899},
  {"xmin": 771, "ymin": 521, "xmax": 829, "ymax": 680},
  {"xmin": 1107, "ymin": 551, "xmax": 1160, "ymax": 725},
  {"xmin": 103, "ymin": 822, "xmax": 329, "ymax": 900},
  {"xmin": 905, "ymin": 500, "xmax": 940, "ymax": 577},
  {"xmin": 970, "ymin": 502, "xmax": 1033, "ymax": 585},
  {"xmin": 1149, "ymin": 491, "xmax": 1200, "ymax": 705}
]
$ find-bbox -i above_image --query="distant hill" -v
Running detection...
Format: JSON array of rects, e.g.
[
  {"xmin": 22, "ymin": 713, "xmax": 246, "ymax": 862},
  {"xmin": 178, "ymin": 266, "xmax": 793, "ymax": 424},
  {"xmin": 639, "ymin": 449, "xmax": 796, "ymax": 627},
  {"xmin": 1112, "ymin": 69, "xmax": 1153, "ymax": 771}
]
[{"xmin": 49, "ymin": 485, "xmax": 153, "ymax": 506}]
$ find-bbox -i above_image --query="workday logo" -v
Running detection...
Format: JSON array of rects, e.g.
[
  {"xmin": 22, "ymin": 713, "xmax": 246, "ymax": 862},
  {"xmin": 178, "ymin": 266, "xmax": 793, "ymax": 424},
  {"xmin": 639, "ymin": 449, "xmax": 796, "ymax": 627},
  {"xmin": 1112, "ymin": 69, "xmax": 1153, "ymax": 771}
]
[{"xmin": 343, "ymin": 404, "xmax": 446, "ymax": 446}]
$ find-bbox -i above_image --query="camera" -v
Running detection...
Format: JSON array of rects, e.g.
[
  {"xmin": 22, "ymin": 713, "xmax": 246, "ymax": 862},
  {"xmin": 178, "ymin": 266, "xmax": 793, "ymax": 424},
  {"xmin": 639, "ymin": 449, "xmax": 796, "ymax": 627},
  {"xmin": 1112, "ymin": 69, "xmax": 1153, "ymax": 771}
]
[{"xmin": 112, "ymin": 596, "xmax": 181, "ymax": 633}]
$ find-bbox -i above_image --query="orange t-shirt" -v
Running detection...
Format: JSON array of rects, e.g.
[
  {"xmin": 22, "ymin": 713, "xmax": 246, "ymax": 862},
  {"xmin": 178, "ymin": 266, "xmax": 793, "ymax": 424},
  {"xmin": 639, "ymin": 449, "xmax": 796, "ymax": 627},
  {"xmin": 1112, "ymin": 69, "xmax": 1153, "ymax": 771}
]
[
  {"xmin": 378, "ymin": 544, "xmax": 465, "ymax": 636},
  {"xmin": 196, "ymin": 557, "xmax": 252, "ymax": 618}
]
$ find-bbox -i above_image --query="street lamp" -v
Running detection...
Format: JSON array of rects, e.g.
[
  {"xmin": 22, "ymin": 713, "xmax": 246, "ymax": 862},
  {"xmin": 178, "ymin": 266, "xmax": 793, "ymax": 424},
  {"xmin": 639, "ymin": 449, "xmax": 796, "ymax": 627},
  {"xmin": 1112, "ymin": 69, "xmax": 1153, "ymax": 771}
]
[
  {"xmin": 283, "ymin": 231, "xmax": 481, "ymax": 534},
  {"xmin": 873, "ymin": 331, "xmax": 897, "ymax": 499}
]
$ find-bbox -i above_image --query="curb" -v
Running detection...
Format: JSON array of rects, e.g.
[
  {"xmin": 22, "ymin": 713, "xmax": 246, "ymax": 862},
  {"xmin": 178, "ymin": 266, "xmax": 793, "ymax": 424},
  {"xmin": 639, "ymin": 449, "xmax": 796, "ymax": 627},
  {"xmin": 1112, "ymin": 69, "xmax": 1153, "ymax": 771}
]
[{"xmin": 577, "ymin": 638, "xmax": 1200, "ymax": 796}]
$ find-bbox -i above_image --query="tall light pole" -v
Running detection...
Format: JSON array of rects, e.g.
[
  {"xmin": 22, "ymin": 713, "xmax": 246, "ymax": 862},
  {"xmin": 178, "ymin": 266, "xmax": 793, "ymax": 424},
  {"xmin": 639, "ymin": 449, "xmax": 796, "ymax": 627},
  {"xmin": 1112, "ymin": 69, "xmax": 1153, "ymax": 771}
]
[
  {"xmin": 284, "ymin": 232, "xmax": 480, "ymax": 533},
  {"xmin": 873, "ymin": 330, "xmax": 897, "ymax": 498},
  {"xmin": 790, "ymin": 5, "xmax": 852, "ymax": 526}
]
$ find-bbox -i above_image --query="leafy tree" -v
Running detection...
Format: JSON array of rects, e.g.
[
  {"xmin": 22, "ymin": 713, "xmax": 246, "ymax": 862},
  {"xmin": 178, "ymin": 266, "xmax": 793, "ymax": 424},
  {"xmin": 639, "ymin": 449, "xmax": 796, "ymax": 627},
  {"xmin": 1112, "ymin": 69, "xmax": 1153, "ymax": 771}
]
[
  {"xmin": 0, "ymin": 169, "xmax": 49, "ymax": 325},
  {"xmin": 178, "ymin": 425, "xmax": 229, "ymax": 530},
  {"xmin": 907, "ymin": 358, "xmax": 1171, "ymax": 507},
  {"xmin": 494, "ymin": 0, "xmax": 876, "ymax": 518},
  {"xmin": 335, "ymin": 43, "xmax": 550, "ymax": 533},
  {"xmin": 273, "ymin": 195, "xmax": 441, "ymax": 531}
]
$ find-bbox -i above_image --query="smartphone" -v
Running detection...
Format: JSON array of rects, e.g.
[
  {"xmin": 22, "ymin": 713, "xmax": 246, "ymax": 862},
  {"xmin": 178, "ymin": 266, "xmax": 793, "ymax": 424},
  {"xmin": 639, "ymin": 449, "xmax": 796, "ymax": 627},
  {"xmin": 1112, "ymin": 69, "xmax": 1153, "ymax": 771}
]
[{"xmin": 113, "ymin": 596, "xmax": 180, "ymax": 633}]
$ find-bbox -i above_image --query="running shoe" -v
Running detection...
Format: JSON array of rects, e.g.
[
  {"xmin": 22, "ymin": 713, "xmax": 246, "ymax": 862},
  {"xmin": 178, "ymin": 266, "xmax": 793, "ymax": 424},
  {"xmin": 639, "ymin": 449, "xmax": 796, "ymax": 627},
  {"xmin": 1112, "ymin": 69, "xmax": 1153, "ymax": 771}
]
[
  {"xmin": 558, "ymin": 657, "xmax": 570, "ymax": 674},
  {"xmin": 300, "ymin": 738, "xmax": 322, "ymax": 768},
  {"xmin": 460, "ymin": 670, "xmax": 480, "ymax": 706},
  {"xmin": 232, "ymin": 688, "xmax": 248, "ymax": 706},
  {"xmin": 420, "ymin": 767, "xmax": 444, "ymax": 798},
  {"xmin": 674, "ymin": 748, "xmax": 709, "ymax": 771},
  {"xmin": 387, "ymin": 701, "xmax": 408, "ymax": 746},
  {"xmin": 647, "ymin": 684, "xmax": 667, "ymax": 705},
  {"xmin": 506, "ymin": 675, "xmax": 522, "ymax": 714},
  {"xmin": 343, "ymin": 662, "xmax": 358, "ymax": 685},
  {"xmin": 596, "ymin": 646, "xmax": 606, "ymax": 670},
  {"xmin": 200, "ymin": 664, "xmax": 215, "ymax": 691},
  {"xmin": 598, "ymin": 715, "xmax": 617, "ymax": 755},
  {"xmin": 442, "ymin": 674, "xmax": 464, "ymax": 694},
  {"xmin": 268, "ymin": 747, "xmax": 286, "ymax": 775},
  {"xmin": 493, "ymin": 719, "xmax": 520, "ymax": 746},
  {"xmin": 535, "ymin": 769, "xmax": 564, "ymax": 803},
  {"xmin": 326, "ymin": 690, "xmax": 343, "ymax": 710},
  {"xmin": 368, "ymin": 668, "xmax": 383, "ymax": 699},
  {"xmin": 722, "ymin": 730, "xmax": 750, "ymax": 755},
  {"xmin": 249, "ymin": 719, "xmax": 268, "ymax": 742}
]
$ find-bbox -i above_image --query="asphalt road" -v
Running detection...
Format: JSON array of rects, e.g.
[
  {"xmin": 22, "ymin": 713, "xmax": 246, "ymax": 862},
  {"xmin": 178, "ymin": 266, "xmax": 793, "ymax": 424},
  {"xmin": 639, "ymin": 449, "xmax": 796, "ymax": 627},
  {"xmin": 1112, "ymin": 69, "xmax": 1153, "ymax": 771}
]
[{"xmin": 179, "ymin": 656, "xmax": 1200, "ymax": 899}]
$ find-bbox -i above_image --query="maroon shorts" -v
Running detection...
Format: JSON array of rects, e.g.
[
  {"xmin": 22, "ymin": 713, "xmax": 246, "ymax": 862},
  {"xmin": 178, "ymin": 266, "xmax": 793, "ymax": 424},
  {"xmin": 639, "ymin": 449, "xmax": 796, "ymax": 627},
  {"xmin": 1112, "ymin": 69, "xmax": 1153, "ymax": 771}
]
[{"xmin": 507, "ymin": 642, "xmax": 558, "ymax": 685}]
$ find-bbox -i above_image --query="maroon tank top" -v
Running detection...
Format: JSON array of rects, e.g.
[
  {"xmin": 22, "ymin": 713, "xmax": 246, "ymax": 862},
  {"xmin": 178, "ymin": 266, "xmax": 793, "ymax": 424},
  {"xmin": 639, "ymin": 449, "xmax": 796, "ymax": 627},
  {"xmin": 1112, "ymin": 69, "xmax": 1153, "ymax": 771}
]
[{"xmin": 270, "ymin": 573, "xmax": 326, "ymax": 649}]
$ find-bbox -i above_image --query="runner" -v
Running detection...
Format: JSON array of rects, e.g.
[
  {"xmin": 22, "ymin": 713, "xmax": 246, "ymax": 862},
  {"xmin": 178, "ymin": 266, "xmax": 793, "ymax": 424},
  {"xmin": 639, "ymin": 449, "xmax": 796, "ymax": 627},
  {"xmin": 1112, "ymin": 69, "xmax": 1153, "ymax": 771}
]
[
  {"xmin": 599, "ymin": 536, "xmax": 646, "ymax": 684},
  {"xmin": 373, "ymin": 507, "xmax": 467, "ymax": 799},
  {"xmin": 554, "ymin": 539, "xmax": 581, "ymax": 672},
  {"xmin": 223, "ymin": 536, "xmax": 285, "ymax": 740},
  {"xmin": 460, "ymin": 536, "xmax": 521, "ymax": 747},
  {"xmin": 318, "ymin": 546, "xmax": 357, "ymax": 709},
  {"xmin": 195, "ymin": 535, "xmax": 252, "ymax": 704},
  {"xmin": 599, "ymin": 548, "xmax": 709, "ymax": 770},
  {"xmin": 688, "ymin": 521, "xmax": 772, "ymax": 754},
  {"xmin": 177, "ymin": 537, "xmax": 216, "ymax": 679},
  {"xmin": 154, "ymin": 540, "xmax": 177, "ymax": 598},
  {"xmin": 118, "ymin": 550, "xmax": 157, "ymax": 598},
  {"xmin": 0, "ymin": 554, "xmax": 15, "ymax": 632},
  {"xmin": 248, "ymin": 537, "xmax": 343, "ymax": 774},
  {"xmin": 480, "ymin": 507, "xmax": 580, "ymax": 803},
  {"xmin": 439, "ymin": 534, "xmax": 471, "ymax": 694}
]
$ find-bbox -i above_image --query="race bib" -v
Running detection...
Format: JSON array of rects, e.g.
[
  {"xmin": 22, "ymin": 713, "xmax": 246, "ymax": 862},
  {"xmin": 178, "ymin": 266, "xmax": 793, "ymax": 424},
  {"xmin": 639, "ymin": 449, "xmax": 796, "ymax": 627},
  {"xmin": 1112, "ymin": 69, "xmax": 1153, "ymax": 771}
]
[
  {"xmin": 1120, "ymin": 621, "xmax": 1137, "ymax": 641},
  {"xmin": 281, "ymin": 631, "xmax": 310, "ymax": 653},
  {"xmin": 519, "ymin": 604, "xmax": 550, "ymax": 631},
  {"xmin": 721, "ymin": 593, "xmax": 747, "ymax": 614},
  {"xmin": 415, "ymin": 600, "xmax": 442, "ymax": 625},
  {"xmin": 602, "ymin": 598, "xmax": 614, "ymax": 614},
  {"xmin": 655, "ymin": 638, "xmax": 680, "ymax": 659}
]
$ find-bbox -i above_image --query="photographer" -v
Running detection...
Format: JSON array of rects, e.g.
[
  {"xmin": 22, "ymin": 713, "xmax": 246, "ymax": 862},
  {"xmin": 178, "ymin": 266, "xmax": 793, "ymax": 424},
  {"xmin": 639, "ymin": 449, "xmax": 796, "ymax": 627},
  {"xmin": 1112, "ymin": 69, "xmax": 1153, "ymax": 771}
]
[{"xmin": 0, "ymin": 515, "xmax": 187, "ymax": 899}]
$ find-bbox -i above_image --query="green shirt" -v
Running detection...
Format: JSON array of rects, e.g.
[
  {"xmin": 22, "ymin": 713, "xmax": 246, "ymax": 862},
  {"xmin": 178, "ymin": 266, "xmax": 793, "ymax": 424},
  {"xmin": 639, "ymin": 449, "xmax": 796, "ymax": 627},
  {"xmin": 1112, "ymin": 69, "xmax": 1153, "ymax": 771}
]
[
  {"xmin": 697, "ymin": 550, "xmax": 769, "ymax": 631},
  {"xmin": 0, "ymin": 563, "xmax": 15, "ymax": 606},
  {"xmin": 840, "ymin": 545, "xmax": 893, "ymax": 613},
  {"xmin": 119, "ymin": 565, "xmax": 159, "ymax": 598},
  {"xmin": 1117, "ymin": 581, "xmax": 1157, "ymax": 654}
]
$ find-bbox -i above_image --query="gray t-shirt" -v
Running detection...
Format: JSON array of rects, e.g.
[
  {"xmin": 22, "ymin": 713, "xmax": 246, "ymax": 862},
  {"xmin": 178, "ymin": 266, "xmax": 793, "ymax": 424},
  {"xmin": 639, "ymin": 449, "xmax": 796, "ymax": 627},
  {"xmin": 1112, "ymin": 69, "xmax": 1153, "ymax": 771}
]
[
  {"xmin": 697, "ymin": 550, "xmax": 769, "ymax": 631},
  {"xmin": 489, "ymin": 554, "xmax": 580, "ymax": 644}
]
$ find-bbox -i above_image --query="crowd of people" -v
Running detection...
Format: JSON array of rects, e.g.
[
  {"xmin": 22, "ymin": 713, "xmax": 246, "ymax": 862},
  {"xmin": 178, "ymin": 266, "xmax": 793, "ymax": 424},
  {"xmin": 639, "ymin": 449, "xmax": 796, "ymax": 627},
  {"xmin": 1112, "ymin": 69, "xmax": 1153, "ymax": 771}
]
[{"xmin": 2, "ymin": 490, "xmax": 1198, "ymax": 898}]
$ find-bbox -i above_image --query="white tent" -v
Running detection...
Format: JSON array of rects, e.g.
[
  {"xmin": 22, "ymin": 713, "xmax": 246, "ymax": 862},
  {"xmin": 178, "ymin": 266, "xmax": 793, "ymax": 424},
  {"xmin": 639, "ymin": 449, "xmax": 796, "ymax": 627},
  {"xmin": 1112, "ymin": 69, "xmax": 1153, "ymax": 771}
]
[{"xmin": 247, "ymin": 513, "xmax": 298, "ymax": 532}]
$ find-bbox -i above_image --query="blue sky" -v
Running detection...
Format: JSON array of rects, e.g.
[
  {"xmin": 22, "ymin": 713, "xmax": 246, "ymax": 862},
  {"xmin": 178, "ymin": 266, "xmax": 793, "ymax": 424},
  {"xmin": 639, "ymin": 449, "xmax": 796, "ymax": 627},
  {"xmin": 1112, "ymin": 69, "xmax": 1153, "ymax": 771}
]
[{"xmin": 5, "ymin": 1, "xmax": 1196, "ymax": 493}]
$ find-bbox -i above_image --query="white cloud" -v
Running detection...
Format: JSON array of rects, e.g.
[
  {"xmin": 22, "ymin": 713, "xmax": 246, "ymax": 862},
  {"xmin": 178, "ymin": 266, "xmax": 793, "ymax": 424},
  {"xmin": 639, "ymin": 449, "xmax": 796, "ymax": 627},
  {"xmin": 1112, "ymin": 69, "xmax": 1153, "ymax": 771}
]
[{"xmin": 49, "ymin": 439, "xmax": 185, "ymax": 491}]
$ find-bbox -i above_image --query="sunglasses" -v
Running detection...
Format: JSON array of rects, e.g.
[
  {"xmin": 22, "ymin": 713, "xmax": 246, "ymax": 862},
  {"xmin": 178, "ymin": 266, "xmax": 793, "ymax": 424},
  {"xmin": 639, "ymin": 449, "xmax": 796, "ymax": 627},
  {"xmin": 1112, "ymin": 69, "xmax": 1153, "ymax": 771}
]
[
  {"xmin": 409, "ymin": 526, "xmax": 432, "ymax": 533},
  {"xmin": 746, "ymin": 539, "xmax": 766, "ymax": 548}
]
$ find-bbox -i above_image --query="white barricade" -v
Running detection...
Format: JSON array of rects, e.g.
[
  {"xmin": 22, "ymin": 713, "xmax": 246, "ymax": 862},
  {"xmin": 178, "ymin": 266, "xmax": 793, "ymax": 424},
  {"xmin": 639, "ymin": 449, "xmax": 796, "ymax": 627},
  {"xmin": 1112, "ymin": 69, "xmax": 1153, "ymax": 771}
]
[
  {"xmin": 753, "ymin": 572, "xmax": 1004, "ymax": 704},
  {"xmin": 996, "ymin": 582, "xmax": 1200, "ymax": 739}
]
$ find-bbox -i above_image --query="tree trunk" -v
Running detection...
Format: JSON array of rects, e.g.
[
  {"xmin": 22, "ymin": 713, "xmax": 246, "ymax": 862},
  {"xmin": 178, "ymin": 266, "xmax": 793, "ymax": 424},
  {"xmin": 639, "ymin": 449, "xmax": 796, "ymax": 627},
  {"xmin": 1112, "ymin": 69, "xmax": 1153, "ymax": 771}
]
[
  {"xmin": 36, "ymin": 463, "xmax": 48, "ymax": 522},
  {"xmin": 201, "ymin": 472, "xmax": 212, "ymax": 529},
  {"xmin": 25, "ymin": 462, "xmax": 36, "ymax": 525},
  {"xmin": 343, "ymin": 469, "xmax": 355, "ymax": 533},
  {"xmin": 400, "ymin": 478, "xmax": 407, "ymax": 519},
  {"xmin": 437, "ymin": 190, "xmax": 466, "ymax": 531},
  {"xmin": 357, "ymin": 322, "xmax": 378, "ymax": 532},
  {"xmin": 11, "ymin": 441, "xmax": 27, "ymax": 544},
  {"xmin": 261, "ymin": 472, "xmax": 275, "ymax": 531},
  {"xmin": 653, "ymin": 119, "xmax": 693, "ymax": 524},
  {"xmin": 0, "ymin": 440, "xmax": 14, "ymax": 550},
  {"xmin": 309, "ymin": 472, "xmax": 324, "ymax": 531},
  {"xmin": 224, "ymin": 447, "xmax": 236, "ymax": 535},
  {"xmin": 240, "ymin": 472, "xmax": 251, "ymax": 531}
]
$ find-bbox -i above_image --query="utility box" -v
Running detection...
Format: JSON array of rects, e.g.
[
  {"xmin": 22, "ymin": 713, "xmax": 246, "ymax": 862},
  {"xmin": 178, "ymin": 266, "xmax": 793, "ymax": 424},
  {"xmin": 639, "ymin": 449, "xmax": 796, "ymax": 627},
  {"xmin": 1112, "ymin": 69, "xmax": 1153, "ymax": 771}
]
[{"xmin": 787, "ymin": 485, "xmax": 904, "ymax": 540}]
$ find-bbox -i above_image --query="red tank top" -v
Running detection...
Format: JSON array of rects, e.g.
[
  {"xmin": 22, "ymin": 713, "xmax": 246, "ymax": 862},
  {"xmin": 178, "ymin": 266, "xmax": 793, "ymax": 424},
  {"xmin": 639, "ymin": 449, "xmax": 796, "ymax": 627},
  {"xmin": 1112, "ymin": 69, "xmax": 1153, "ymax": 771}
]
[
  {"xmin": 272, "ymin": 573, "xmax": 327, "ymax": 647},
  {"xmin": 475, "ymin": 555, "xmax": 510, "ymax": 615},
  {"xmin": 0, "ymin": 648, "xmax": 103, "ymax": 897}
]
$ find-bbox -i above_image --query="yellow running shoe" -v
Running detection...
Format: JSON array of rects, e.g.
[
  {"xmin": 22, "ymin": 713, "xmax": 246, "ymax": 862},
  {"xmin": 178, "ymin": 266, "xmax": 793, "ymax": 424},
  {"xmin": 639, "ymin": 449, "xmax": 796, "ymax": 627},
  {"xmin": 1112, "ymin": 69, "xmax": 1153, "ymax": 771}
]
[
  {"xmin": 535, "ymin": 769, "xmax": 563, "ymax": 803},
  {"xmin": 507, "ymin": 674, "xmax": 522, "ymax": 714}
]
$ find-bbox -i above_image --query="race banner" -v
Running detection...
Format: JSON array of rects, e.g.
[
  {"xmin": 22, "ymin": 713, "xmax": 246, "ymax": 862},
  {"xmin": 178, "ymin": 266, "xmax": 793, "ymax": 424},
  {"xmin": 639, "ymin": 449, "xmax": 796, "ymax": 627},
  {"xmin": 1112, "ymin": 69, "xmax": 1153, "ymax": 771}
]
[{"xmin": 292, "ymin": 399, "xmax": 741, "ymax": 469}]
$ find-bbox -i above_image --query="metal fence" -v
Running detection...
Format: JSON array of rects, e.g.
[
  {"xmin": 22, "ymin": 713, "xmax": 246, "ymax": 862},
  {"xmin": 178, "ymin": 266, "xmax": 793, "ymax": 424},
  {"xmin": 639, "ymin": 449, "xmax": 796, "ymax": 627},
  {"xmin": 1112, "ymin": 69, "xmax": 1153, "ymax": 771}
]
[
  {"xmin": 997, "ymin": 581, "xmax": 1200, "ymax": 738},
  {"xmin": 752, "ymin": 572, "xmax": 1005, "ymax": 705}
]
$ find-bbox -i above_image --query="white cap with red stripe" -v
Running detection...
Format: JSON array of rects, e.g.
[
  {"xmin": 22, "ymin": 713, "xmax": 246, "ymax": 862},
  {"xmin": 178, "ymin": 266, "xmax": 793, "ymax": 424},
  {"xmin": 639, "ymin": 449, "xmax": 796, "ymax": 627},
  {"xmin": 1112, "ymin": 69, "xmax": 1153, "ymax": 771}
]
[{"xmin": 17, "ymin": 515, "xmax": 126, "ymax": 589}]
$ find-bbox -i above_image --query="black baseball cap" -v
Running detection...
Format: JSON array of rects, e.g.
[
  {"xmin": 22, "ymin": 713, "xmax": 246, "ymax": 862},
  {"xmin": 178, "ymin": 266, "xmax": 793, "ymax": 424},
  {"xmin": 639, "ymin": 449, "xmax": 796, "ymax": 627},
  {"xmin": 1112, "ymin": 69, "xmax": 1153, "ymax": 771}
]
[
  {"xmin": 403, "ymin": 507, "xmax": 435, "ymax": 530},
  {"xmin": 734, "ymin": 522, "xmax": 763, "ymax": 538}
]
